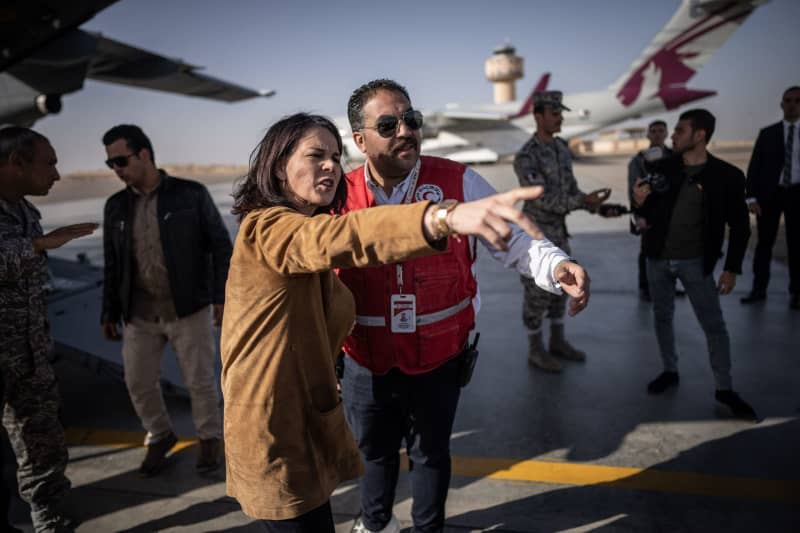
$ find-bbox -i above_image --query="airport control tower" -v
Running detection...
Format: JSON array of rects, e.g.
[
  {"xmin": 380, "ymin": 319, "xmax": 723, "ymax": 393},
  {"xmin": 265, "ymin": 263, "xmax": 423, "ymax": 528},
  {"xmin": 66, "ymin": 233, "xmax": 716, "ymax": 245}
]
[{"xmin": 484, "ymin": 43, "xmax": 524, "ymax": 104}]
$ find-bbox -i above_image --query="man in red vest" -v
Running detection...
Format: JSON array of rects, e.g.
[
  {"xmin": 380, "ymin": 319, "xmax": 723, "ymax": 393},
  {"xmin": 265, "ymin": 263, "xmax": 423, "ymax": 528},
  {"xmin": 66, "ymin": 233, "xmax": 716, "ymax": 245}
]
[{"xmin": 338, "ymin": 79, "xmax": 590, "ymax": 533}]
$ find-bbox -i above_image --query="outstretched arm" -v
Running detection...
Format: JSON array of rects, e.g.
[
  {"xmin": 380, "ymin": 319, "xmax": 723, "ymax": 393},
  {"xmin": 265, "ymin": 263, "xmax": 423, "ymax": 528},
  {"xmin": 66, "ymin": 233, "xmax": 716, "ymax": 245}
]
[{"xmin": 251, "ymin": 187, "xmax": 548, "ymax": 275}]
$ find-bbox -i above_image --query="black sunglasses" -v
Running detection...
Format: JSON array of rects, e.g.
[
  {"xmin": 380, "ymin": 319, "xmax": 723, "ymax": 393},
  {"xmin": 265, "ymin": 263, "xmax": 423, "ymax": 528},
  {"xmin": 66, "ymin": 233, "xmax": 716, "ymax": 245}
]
[
  {"xmin": 364, "ymin": 109, "xmax": 423, "ymax": 138},
  {"xmin": 105, "ymin": 153, "xmax": 138, "ymax": 169}
]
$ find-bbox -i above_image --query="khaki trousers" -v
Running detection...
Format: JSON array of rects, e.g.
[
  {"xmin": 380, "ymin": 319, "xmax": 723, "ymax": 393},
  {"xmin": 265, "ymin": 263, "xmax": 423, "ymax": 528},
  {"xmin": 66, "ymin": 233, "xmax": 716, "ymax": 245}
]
[{"xmin": 122, "ymin": 305, "xmax": 221, "ymax": 445}]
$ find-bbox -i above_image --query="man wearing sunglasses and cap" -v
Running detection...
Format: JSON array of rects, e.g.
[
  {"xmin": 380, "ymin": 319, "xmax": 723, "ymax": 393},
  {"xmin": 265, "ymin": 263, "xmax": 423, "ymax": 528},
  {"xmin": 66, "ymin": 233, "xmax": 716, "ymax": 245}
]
[
  {"xmin": 338, "ymin": 80, "xmax": 590, "ymax": 533},
  {"xmin": 100, "ymin": 124, "xmax": 232, "ymax": 477},
  {"xmin": 514, "ymin": 90, "xmax": 616, "ymax": 373}
]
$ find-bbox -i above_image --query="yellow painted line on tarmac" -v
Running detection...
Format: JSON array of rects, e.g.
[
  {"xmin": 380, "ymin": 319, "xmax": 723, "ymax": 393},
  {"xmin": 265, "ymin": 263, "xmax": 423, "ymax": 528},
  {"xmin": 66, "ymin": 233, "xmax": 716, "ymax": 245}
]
[
  {"xmin": 446, "ymin": 456, "xmax": 800, "ymax": 504},
  {"xmin": 66, "ymin": 427, "xmax": 799, "ymax": 504},
  {"xmin": 65, "ymin": 427, "xmax": 197, "ymax": 453}
]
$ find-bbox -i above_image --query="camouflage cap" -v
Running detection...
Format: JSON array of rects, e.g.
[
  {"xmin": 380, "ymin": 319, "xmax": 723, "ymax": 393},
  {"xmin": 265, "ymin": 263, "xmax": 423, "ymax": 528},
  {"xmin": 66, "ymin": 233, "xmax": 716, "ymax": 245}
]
[{"xmin": 533, "ymin": 91, "xmax": 571, "ymax": 112}]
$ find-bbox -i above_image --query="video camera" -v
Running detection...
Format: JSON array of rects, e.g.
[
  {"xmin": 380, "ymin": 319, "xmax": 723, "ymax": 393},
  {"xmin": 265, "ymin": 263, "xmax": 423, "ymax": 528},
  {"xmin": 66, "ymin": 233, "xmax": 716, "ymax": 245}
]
[
  {"xmin": 639, "ymin": 146, "xmax": 669, "ymax": 193},
  {"xmin": 597, "ymin": 203, "xmax": 629, "ymax": 217}
]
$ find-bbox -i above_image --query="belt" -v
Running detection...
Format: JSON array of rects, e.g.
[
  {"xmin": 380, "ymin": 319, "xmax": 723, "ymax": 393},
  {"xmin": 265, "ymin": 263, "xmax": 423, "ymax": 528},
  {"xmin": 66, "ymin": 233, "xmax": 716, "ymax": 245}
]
[{"xmin": 355, "ymin": 297, "xmax": 471, "ymax": 327}]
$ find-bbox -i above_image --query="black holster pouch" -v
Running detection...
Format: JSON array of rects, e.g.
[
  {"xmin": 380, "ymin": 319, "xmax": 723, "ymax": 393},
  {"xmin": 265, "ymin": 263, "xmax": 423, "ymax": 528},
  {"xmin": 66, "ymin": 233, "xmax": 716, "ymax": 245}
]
[
  {"xmin": 335, "ymin": 351, "xmax": 345, "ymax": 380},
  {"xmin": 457, "ymin": 332, "xmax": 480, "ymax": 388}
]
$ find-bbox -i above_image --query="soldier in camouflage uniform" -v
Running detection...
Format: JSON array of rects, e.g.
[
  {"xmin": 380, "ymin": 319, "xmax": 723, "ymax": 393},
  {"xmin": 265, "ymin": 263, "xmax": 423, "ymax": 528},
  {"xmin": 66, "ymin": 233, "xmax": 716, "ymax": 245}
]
[
  {"xmin": 0, "ymin": 127, "xmax": 97, "ymax": 532},
  {"xmin": 513, "ymin": 92, "xmax": 612, "ymax": 372}
]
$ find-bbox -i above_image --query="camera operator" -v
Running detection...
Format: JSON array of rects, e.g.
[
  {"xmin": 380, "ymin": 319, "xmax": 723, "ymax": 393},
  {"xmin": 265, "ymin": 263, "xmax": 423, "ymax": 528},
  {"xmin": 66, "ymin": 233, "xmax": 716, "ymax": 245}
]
[
  {"xmin": 632, "ymin": 109, "xmax": 757, "ymax": 420},
  {"xmin": 628, "ymin": 121, "xmax": 672, "ymax": 300}
]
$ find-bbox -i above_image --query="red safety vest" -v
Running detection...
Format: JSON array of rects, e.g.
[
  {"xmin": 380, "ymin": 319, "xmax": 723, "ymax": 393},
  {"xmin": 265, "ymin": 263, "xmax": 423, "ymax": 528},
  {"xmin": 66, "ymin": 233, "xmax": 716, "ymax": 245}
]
[{"xmin": 338, "ymin": 156, "xmax": 477, "ymax": 375}]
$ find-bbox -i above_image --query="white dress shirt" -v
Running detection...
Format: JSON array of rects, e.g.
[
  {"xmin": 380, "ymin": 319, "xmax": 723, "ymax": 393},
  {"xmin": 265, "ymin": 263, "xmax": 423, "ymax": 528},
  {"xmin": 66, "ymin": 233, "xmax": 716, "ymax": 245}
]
[{"xmin": 362, "ymin": 160, "xmax": 571, "ymax": 315}]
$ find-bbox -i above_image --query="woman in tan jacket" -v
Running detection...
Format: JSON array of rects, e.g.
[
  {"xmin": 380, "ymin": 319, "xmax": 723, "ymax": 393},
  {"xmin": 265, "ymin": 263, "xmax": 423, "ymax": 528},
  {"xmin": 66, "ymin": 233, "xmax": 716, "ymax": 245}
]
[{"xmin": 221, "ymin": 113, "xmax": 546, "ymax": 531}]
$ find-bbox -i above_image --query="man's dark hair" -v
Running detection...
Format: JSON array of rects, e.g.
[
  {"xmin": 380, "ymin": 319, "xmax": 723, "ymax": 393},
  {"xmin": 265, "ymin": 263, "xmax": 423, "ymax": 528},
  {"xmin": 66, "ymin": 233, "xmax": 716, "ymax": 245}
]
[
  {"xmin": 347, "ymin": 79, "xmax": 411, "ymax": 131},
  {"xmin": 102, "ymin": 124, "xmax": 155, "ymax": 163},
  {"xmin": 679, "ymin": 108, "xmax": 715, "ymax": 143},
  {"xmin": 231, "ymin": 113, "xmax": 347, "ymax": 219},
  {"xmin": 783, "ymin": 86, "xmax": 800, "ymax": 99},
  {"xmin": 648, "ymin": 120, "xmax": 667, "ymax": 130},
  {"xmin": 533, "ymin": 104, "xmax": 545, "ymax": 115},
  {"xmin": 0, "ymin": 127, "xmax": 48, "ymax": 166}
]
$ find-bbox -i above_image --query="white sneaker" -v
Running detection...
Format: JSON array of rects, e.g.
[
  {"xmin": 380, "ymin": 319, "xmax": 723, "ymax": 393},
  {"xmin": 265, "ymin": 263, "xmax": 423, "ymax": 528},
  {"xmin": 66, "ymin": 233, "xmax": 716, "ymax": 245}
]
[{"xmin": 352, "ymin": 515, "xmax": 400, "ymax": 533}]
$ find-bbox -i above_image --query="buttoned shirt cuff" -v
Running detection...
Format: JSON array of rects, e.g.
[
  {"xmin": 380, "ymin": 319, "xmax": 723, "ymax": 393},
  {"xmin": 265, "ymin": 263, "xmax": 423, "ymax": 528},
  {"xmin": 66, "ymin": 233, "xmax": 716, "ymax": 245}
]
[
  {"xmin": 745, "ymin": 197, "xmax": 757, "ymax": 205},
  {"xmin": 527, "ymin": 240, "xmax": 571, "ymax": 295}
]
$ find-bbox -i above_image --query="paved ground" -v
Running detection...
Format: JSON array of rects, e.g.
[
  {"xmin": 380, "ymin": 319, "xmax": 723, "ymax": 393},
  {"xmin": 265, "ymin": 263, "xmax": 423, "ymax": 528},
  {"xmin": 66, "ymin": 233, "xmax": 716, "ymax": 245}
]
[{"xmin": 5, "ymin": 154, "xmax": 799, "ymax": 532}]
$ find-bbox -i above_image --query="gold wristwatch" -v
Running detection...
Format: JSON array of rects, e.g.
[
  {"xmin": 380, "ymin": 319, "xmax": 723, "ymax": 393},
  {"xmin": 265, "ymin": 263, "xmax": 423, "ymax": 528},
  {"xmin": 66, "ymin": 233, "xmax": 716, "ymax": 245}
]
[{"xmin": 435, "ymin": 199, "xmax": 459, "ymax": 237}]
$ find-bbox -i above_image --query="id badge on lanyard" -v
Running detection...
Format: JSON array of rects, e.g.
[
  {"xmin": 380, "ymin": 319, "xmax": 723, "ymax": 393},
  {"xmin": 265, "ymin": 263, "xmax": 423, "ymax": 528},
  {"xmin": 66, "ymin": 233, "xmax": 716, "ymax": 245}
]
[
  {"xmin": 390, "ymin": 293, "xmax": 416, "ymax": 333},
  {"xmin": 390, "ymin": 161, "xmax": 421, "ymax": 333}
]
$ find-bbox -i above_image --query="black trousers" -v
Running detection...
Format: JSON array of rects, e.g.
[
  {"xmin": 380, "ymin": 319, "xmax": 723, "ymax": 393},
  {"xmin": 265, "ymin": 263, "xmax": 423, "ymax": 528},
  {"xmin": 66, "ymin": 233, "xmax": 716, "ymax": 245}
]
[
  {"xmin": 638, "ymin": 236, "xmax": 648, "ymax": 291},
  {"xmin": 751, "ymin": 186, "xmax": 800, "ymax": 294},
  {"xmin": 342, "ymin": 356, "xmax": 461, "ymax": 533},
  {"xmin": 259, "ymin": 501, "xmax": 334, "ymax": 533}
]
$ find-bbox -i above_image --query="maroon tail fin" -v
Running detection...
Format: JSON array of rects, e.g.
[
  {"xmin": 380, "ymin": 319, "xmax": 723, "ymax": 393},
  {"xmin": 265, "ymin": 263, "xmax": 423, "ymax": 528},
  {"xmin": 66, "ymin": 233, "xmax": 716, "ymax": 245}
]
[{"xmin": 507, "ymin": 72, "xmax": 550, "ymax": 119}]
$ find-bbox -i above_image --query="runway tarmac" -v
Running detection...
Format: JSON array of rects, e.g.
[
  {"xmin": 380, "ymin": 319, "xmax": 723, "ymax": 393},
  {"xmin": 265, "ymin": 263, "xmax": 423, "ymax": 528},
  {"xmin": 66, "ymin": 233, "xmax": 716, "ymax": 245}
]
[{"xmin": 6, "ymin": 152, "xmax": 799, "ymax": 532}]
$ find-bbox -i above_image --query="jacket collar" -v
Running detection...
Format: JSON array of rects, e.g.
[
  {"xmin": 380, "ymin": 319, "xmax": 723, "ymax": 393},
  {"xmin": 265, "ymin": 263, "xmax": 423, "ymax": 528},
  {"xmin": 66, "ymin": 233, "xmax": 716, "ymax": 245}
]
[
  {"xmin": 0, "ymin": 196, "xmax": 40, "ymax": 223},
  {"xmin": 127, "ymin": 169, "xmax": 169, "ymax": 197}
]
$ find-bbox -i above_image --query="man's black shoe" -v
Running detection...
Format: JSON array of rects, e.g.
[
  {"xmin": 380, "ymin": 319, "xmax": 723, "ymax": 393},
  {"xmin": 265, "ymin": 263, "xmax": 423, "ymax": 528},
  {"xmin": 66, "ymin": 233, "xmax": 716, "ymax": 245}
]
[
  {"xmin": 139, "ymin": 432, "xmax": 178, "ymax": 477},
  {"xmin": 715, "ymin": 390, "xmax": 759, "ymax": 421},
  {"xmin": 740, "ymin": 291, "xmax": 766, "ymax": 304},
  {"xmin": 647, "ymin": 372, "xmax": 679, "ymax": 394},
  {"xmin": 196, "ymin": 437, "xmax": 222, "ymax": 473},
  {"xmin": 790, "ymin": 293, "xmax": 800, "ymax": 310}
]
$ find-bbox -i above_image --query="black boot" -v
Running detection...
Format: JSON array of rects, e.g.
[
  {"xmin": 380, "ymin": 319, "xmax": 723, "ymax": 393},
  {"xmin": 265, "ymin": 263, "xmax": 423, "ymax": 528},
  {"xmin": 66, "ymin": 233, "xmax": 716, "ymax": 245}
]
[{"xmin": 715, "ymin": 390, "xmax": 759, "ymax": 421}]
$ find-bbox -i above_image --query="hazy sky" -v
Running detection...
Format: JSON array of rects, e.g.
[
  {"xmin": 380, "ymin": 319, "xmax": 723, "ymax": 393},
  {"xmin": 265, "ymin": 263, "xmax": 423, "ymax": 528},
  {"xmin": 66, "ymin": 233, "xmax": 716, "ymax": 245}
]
[{"xmin": 32, "ymin": 0, "xmax": 800, "ymax": 173}]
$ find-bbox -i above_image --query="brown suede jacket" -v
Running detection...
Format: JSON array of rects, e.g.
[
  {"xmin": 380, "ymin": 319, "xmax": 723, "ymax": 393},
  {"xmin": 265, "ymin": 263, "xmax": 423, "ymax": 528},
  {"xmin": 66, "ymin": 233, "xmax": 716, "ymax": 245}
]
[{"xmin": 220, "ymin": 201, "xmax": 437, "ymax": 519}]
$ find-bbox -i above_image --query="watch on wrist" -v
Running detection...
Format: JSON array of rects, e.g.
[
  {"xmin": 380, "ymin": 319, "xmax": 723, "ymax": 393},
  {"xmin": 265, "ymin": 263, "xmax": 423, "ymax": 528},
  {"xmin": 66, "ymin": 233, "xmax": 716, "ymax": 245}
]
[{"xmin": 435, "ymin": 199, "xmax": 459, "ymax": 238}]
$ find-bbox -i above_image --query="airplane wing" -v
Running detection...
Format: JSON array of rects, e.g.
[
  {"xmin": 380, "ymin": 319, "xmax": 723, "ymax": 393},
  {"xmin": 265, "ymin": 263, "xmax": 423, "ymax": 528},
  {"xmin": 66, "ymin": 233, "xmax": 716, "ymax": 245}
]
[
  {"xmin": 1, "ymin": 26, "xmax": 274, "ymax": 126},
  {"xmin": 420, "ymin": 105, "xmax": 532, "ymax": 162},
  {"xmin": 422, "ymin": 114, "xmax": 531, "ymax": 163},
  {"xmin": 0, "ymin": 0, "xmax": 119, "ymax": 73},
  {"xmin": 419, "ymin": 73, "xmax": 553, "ymax": 162},
  {"xmin": 87, "ymin": 33, "xmax": 274, "ymax": 101}
]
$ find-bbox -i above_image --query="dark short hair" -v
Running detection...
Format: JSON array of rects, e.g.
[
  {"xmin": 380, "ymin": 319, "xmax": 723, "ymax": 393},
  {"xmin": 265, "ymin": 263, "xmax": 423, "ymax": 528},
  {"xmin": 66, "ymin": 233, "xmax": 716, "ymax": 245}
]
[
  {"xmin": 648, "ymin": 120, "xmax": 667, "ymax": 130},
  {"xmin": 231, "ymin": 113, "xmax": 346, "ymax": 220},
  {"xmin": 783, "ymin": 86, "xmax": 800, "ymax": 99},
  {"xmin": 102, "ymin": 124, "xmax": 155, "ymax": 163},
  {"xmin": 679, "ymin": 108, "xmax": 715, "ymax": 143},
  {"xmin": 0, "ymin": 126, "xmax": 48, "ymax": 166},
  {"xmin": 347, "ymin": 79, "xmax": 411, "ymax": 131}
]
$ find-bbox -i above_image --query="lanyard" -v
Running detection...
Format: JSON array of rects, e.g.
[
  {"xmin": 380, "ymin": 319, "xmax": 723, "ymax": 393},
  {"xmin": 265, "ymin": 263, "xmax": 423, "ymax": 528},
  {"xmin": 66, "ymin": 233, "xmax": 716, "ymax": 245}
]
[
  {"xmin": 395, "ymin": 159, "xmax": 423, "ymax": 292},
  {"xmin": 400, "ymin": 160, "xmax": 422, "ymax": 205}
]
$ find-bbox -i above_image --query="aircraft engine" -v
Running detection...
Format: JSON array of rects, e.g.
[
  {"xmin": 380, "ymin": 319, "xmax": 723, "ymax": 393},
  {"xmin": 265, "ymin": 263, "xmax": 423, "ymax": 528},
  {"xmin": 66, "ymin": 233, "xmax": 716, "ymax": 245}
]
[
  {"xmin": 0, "ymin": 93, "xmax": 62, "ymax": 126},
  {"xmin": 35, "ymin": 94, "xmax": 63, "ymax": 115}
]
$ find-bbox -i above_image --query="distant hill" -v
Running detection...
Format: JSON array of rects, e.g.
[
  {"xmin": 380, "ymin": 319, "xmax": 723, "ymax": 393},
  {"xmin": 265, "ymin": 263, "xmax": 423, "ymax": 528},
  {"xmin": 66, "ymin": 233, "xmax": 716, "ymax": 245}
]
[
  {"xmin": 64, "ymin": 163, "xmax": 248, "ymax": 181},
  {"xmin": 37, "ymin": 164, "xmax": 248, "ymax": 205}
]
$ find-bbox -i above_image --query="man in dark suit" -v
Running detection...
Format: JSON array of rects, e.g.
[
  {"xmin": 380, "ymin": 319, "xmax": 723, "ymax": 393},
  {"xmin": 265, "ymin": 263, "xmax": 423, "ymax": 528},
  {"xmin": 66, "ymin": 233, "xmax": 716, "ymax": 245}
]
[{"xmin": 741, "ymin": 86, "xmax": 800, "ymax": 309}]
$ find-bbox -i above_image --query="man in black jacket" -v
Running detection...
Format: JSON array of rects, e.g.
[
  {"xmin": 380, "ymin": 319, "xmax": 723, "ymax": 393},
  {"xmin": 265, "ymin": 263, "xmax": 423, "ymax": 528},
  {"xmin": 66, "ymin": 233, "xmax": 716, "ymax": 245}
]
[
  {"xmin": 633, "ymin": 109, "xmax": 756, "ymax": 420},
  {"xmin": 100, "ymin": 125, "xmax": 232, "ymax": 476},
  {"xmin": 741, "ymin": 86, "xmax": 800, "ymax": 309}
]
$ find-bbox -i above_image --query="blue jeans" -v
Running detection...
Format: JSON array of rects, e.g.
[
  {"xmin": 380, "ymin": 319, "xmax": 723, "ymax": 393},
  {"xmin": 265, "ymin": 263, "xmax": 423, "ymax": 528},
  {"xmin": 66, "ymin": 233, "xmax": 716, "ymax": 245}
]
[
  {"xmin": 646, "ymin": 257, "xmax": 733, "ymax": 389},
  {"xmin": 341, "ymin": 356, "xmax": 461, "ymax": 533}
]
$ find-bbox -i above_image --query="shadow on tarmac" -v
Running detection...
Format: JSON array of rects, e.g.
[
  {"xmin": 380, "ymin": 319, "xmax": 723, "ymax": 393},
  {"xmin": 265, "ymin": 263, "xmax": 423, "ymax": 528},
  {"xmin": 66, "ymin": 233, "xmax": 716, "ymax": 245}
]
[
  {"xmin": 4, "ymin": 227, "xmax": 798, "ymax": 531},
  {"xmin": 446, "ymin": 419, "xmax": 800, "ymax": 532}
]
